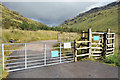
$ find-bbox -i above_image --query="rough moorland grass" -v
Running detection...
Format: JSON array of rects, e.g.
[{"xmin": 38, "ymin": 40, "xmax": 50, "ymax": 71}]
[
  {"xmin": 2, "ymin": 29, "xmax": 79, "ymax": 43},
  {"xmin": 2, "ymin": 29, "xmax": 58, "ymax": 43},
  {"xmin": 60, "ymin": 4, "xmax": 118, "ymax": 33}
]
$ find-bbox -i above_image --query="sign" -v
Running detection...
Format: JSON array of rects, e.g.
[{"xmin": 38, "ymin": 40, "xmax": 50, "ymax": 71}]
[
  {"xmin": 93, "ymin": 36, "xmax": 99, "ymax": 41},
  {"xmin": 51, "ymin": 51, "xmax": 59, "ymax": 57},
  {"xmin": 64, "ymin": 42, "xmax": 71, "ymax": 49}
]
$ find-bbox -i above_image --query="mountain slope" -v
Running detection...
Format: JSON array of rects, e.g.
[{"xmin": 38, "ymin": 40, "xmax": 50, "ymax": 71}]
[
  {"xmin": 1, "ymin": 3, "xmax": 48, "ymax": 30},
  {"xmin": 60, "ymin": 1, "xmax": 119, "ymax": 32}
]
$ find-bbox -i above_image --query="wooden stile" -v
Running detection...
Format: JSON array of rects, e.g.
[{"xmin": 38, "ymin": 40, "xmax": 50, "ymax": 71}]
[{"xmin": 74, "ymin": 28, "xmax": 115, "ymax": 62}]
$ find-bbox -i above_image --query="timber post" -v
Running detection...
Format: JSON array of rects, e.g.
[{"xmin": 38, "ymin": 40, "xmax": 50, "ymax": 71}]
[
  {"xmin": 107, "ymin": 28, "xmax": 110, "ymax": 44},
  {"xmin": 88, "ymin": 28, "xmax": 92, "ymax": 58},
  {"xmin": 82, "ymin": 30, "xmax": 85, "ymax": 54},
  {"xmin": 74, "ymin": 40, "xmax": 77, "ymax": 62},
  {"xmin": 112, "ymin": 33, "xmax": 115, "ymax": 54},
  {"xmin": 82, "ymin": 30, "xmax": 85, "ymax": 39}
]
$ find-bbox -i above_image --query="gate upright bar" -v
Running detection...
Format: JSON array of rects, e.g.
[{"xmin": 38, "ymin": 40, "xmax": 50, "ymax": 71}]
[
  {"xmin": 60, "ymin": 42, "xmax": 61, "ymax": 63},
  {"xmin": 25, "ymin": 43, "xmax": 27, "ymax": 69},
  {"xmin": 44, "ymin": 43, "xmax": 46, "ymax": 65},
  {"xmin": 2, "ymin": 44, "xmax": 4, "ymax": 71}
]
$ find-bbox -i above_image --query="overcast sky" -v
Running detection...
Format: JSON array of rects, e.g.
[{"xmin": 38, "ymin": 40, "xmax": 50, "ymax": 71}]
[{"xmin": 2, "ymin": 0, "xmax": 117, "ymax": 26}]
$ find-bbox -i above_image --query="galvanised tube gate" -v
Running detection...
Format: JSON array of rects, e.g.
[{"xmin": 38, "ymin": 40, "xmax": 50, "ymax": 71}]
[{"xmin": 2, "ymin": 42, "xmax": 74, "ymax": 72}]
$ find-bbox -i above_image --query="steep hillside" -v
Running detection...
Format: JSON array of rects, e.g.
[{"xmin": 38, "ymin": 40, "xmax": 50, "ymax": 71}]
[
  {"xmin": 60, "ymin": 1, "xmax": 119, "ymax": 32},
  {"xmin": 1, "ymin": 3, "xmax": 48, "ymax": 30}
]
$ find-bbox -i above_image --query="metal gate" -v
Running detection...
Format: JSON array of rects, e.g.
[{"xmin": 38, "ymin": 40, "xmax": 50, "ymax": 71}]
[{"xmin": 2, "ymin": 41, "xmax": 74, "ymax": 72}]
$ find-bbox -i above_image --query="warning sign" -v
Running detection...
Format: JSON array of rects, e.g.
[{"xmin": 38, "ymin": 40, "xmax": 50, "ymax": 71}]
[
  {"xmin": 93, "ymin": 36, "xmax": 99, "ymax": 41},
  {"xmin": 51, "ymin": 51, "xmax": 59, "ymax": 57},
  {"xmin": 64, "ymin": 42, "xmax": 71, "ymax": 49}
]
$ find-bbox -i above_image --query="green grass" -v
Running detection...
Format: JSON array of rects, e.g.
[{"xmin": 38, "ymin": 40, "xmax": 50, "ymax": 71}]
[{"xmin": 102, "ymin": 53, "xmax": 120, "ymax": 67}]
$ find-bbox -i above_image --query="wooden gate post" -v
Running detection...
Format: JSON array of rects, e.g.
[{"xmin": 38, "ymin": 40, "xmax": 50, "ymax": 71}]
[
  {"xmin": 82, "ymin": 31, "xmax": 85, "ymax": 38},
  {"xmin": 88, "ymin": 28, "xmax": 92, "ymax": 58},
  {"xmin": 107, "ymin": 28, "xmax": 110, "ymax": 44},
  {"xmin": 74, "ymin": 40, "xmax": 77, "ymax": 62},
  {"xmin": 81, "ymin": 30, "xmax": 85, "ymax": 54},
  {"xmin": 112, "ymin": 33, "xmax": 115, "ymax": 54},
  {"xmin": 103, "ymin": 32, "xmax": 107, "ymax": 57}
]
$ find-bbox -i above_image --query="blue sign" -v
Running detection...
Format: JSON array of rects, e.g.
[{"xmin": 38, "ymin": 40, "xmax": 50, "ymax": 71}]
[
  {"xmin": 93, "ymin": 36, "xmax": 99, "ymax": 41},
  {"xmin": 51, "ymin": 51, "xmax": 59, "ymax": 57}
]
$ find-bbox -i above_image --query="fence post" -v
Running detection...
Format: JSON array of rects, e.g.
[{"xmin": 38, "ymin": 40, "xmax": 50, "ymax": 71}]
[
  {"xmin": 2, "ymin": 44, "xmax": 4, "ymax": 71},
  {"xmin": 112, "ymin": 34, "xmax": 115, "ymax": 54},
  {"xmin": 82, "ymin": 30, "xmax": 85, "ymax": 54},
  {"xmin": 69, "ymin": 32, "xmax": 71, "ymax": 42},
  {"xmin": 82, "ymin": 31, "xmax": 85, "ymax": 38},
  {"xmin": 57, "ymin": 33, "xmax": 59, "ymax": 42},
  {"xmin": 25, "ymin": 43, "xmax": 27, "ymax": 69},
  {"xmin": 74, "ymin": 40, "xmax": 77, "ymax": 62},
  {"xmin": 88, "ymin": 28, "xmax": 92, "ymax": 58},
  {"xmin": 103, "ymin": 33, "xmax": 107, "ymax": 57},
  {"xmin": 60, "ymin": 42, "xmax": 61, "ymax": 63},
  {"xmin": 107, "ymin": 28, "xmax": 110, "ymax": 44},
  {"xmin": 44, "ymin": 43, "xmax": 46, "ymax": 65},
  {"xmin": 104, "ymin": 28, "xmax": 110, "ymax": 56}
]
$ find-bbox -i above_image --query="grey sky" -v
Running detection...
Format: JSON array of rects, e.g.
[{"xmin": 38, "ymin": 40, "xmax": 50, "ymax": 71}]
[{"xmin": 2, "ymin": 1, "xmax": 116, "ymax": 26}]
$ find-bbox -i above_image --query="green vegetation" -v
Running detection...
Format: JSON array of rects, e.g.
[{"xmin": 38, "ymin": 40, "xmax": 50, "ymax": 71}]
[
  {"xmin": 58, "ymin": 32, "xmax": 80, "ymax": 42},
  {"xmin": 2, "ymin": 29, "xmax": 79, "ymax": 43},
  {"xmin": 2, "ymin": 29, "xmax": 58, "ymax": 43},
  {"xmin": 60, "ymin": 2, "xmax": 119, "ymax": 33},
  {"xmin": 103, "ymin": 53, "xmax": 120, "ymax": 67}
]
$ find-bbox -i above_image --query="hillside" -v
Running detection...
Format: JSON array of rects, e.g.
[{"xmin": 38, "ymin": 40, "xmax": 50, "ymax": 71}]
[
  {"xmin": 60, "ymin": 1, "xmax": 119, "ymax": 32},
  {"xmin": 1, "ymin": 3, "xmax": 49, "ymax": 30}
]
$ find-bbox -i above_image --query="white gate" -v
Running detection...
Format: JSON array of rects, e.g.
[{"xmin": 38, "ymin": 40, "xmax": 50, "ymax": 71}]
[{"xmin": 2, "ymin": 42, "xmax": 74, "ymax": 72}]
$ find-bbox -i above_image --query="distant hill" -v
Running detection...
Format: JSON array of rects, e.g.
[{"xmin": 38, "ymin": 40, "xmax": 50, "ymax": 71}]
[
  {"xmin": 60, "ymin": 1, "xmax": 120, "ymax": 32},
  {"xmin": 1, "ymin": 3, "xmax": 48, "ymax": 31}
]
